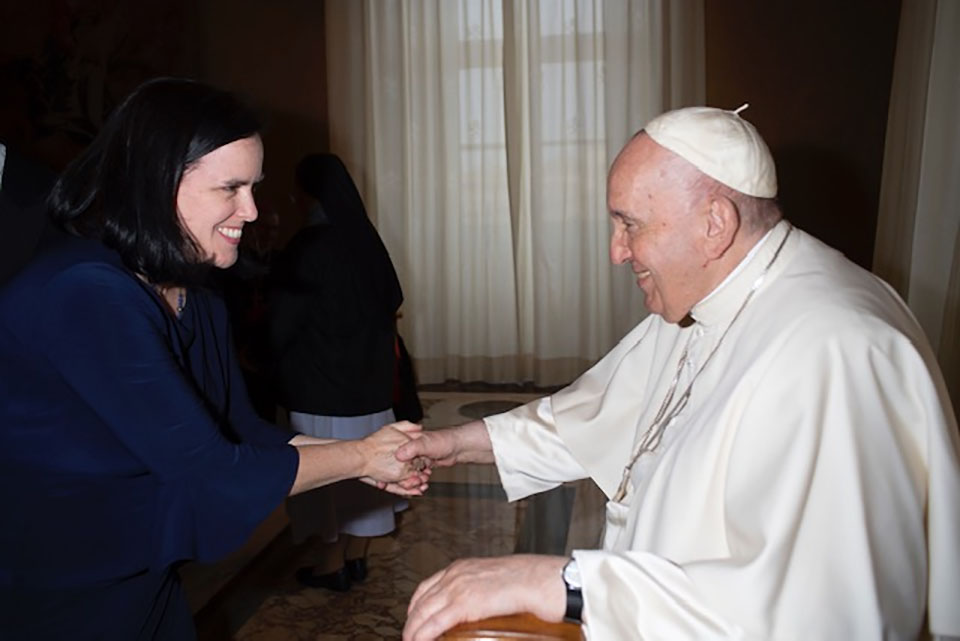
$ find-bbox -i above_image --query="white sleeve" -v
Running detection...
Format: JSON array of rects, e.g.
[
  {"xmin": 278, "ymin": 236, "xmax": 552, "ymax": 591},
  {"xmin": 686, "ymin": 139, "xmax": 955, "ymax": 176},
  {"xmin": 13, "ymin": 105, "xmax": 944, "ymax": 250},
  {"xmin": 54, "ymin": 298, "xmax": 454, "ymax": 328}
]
[
  {"xmin": 574, "ymin": 549, "xmax": 745, "ymax": 639},
  {"xmin": 484, "ymin": 396, "xmax": 589, "ymax": 502}
]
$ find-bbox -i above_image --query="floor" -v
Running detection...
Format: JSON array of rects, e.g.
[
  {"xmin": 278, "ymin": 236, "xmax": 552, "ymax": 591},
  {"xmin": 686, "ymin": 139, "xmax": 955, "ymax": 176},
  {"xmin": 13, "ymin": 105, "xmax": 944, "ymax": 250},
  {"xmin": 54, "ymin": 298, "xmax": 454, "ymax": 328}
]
[{"xmin": 184, "ymin": 391, "xmax": 606, "ymax": 641}]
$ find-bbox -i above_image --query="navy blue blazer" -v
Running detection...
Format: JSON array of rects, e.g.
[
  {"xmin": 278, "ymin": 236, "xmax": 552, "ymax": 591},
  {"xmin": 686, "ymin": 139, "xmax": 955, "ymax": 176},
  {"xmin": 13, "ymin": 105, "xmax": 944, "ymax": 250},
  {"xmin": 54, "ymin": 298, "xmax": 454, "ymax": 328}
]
[{"xmin": 0, "ymin": 236, "xmax": 298, "ymax": 589}]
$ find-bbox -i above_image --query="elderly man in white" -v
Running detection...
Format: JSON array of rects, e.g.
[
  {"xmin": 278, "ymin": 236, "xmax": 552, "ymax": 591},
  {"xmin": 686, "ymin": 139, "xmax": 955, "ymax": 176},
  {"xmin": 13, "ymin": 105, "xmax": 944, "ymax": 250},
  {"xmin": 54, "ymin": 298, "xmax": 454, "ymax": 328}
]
[{"xmin": 398, "ymin": 105, "xmax": 960, "ymax": 641}]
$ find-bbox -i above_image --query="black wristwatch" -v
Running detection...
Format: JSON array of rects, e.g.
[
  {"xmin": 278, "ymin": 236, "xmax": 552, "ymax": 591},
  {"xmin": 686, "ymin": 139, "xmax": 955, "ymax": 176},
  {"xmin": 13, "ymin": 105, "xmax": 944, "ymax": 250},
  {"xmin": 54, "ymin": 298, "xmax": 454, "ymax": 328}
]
[{"xmin": 562, "ymin": 557, "xmax": 583, "ymax": 623}]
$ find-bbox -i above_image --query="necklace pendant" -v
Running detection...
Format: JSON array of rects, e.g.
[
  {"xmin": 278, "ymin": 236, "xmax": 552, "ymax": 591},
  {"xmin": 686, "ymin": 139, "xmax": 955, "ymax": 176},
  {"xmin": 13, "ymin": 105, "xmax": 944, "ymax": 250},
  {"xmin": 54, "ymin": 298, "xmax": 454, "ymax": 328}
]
[{"xmin": 175, "ymin": 288, "xmax": 186, "ymax": 316}]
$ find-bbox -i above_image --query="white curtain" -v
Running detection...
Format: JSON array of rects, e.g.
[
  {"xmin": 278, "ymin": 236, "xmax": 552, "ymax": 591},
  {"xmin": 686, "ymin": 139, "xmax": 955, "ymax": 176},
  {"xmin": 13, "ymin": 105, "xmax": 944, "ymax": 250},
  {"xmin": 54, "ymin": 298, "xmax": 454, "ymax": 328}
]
[
  {"xmin": 326, "ymin": 0, "xmax": 704, "ymax": 386},
  {"xmin": 874, "ymin": 0, "xmax": 960, "ymax": 409}
]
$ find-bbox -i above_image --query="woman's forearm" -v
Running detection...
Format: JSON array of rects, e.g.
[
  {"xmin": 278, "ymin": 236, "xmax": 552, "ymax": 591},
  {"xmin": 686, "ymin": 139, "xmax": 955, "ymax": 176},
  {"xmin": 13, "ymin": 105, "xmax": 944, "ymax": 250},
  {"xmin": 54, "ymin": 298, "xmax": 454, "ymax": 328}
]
[
  {"xmin": 288, "ymin": 433, "xmax": 336, "ymax": 446},
  {"xmin": 288, "ymin": 440, "xmax": 367, "ymax": 495},
  {"xmin": 286, "ymin": 421, "xmax": 425, "ymax": 496}
]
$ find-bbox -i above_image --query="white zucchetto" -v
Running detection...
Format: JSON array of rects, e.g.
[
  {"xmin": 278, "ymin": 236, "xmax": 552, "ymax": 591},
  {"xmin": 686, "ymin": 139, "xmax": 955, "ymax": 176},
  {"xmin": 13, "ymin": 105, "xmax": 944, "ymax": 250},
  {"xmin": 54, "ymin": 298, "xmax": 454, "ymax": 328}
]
[{"xmin": 644, "ymin": 104, "xmax": 778, "ymax": 198}]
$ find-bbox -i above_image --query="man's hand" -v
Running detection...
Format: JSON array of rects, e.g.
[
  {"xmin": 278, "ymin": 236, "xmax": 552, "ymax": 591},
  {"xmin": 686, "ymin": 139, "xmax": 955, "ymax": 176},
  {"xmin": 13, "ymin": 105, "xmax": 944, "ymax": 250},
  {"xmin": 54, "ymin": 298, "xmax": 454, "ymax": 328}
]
[
  {"xmin": 403, "ymin": 555, "xmax": 567, "ymax": 641},
  {"xmin": 395, "ymin": 420, "xmax": 495, "ymax": 469},
  {"xmin": 395, "ymin": 428, "xmax": 460, "ymax": 468}
]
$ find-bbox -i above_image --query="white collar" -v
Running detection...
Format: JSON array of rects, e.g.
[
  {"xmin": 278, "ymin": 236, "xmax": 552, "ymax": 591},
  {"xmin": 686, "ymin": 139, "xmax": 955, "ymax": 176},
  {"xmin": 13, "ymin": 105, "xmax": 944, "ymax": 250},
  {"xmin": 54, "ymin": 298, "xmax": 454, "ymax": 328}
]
[
  {"xmin": 690, "ymin": 220, "xmax": 794, "ymax": 327},
  {"xmin": 696, "ymin": 225, "xmax": 775, "ymax": 308}
]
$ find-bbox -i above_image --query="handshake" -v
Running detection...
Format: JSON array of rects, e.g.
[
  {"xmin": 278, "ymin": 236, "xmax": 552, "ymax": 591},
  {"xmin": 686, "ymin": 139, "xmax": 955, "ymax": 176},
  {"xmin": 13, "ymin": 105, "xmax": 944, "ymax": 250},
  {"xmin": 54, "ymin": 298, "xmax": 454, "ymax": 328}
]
[{"xmin": 357, "ymin": 420, "xmax": 448, "ymax": 496}]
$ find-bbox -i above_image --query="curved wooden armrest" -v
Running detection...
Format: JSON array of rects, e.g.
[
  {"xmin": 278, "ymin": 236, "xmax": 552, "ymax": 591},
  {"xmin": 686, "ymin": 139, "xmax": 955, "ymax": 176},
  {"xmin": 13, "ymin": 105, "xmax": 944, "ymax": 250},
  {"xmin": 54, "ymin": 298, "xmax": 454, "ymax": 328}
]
[{"xmin": 439, "ymin": 612, "xmax": 583, "ymax": 640}]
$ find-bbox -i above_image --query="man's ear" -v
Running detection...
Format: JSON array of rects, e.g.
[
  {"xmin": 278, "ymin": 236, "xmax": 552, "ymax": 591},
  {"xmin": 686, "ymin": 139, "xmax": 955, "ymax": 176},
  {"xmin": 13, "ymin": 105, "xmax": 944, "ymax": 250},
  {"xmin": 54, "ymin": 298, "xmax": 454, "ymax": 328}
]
[{"xmin": 703, "ymin": 196, "xmax": 740, "ymax": 260}]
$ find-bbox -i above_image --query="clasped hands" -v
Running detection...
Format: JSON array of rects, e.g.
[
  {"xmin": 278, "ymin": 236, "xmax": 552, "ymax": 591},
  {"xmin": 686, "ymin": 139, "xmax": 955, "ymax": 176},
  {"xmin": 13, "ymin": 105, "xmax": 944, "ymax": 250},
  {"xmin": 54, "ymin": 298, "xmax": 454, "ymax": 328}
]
[
  {"xmin": 360, "ymin": 421, "xmax": 460, "ymax": 496},
  {"xmin": 357, "ymin": 420, "xmax": 432, "ymax": 495}
]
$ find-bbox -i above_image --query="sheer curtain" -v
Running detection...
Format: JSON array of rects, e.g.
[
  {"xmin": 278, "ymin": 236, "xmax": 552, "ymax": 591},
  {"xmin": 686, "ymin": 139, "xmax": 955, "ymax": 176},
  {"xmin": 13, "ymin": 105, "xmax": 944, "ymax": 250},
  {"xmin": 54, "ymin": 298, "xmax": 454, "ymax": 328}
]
[
  {"xmin": 325, "ymin": 0, "xmax": 704, "ymax": 386},
  {"xmin": 874, "ymin": 0, "xmax": 960, "ymax": 409}
]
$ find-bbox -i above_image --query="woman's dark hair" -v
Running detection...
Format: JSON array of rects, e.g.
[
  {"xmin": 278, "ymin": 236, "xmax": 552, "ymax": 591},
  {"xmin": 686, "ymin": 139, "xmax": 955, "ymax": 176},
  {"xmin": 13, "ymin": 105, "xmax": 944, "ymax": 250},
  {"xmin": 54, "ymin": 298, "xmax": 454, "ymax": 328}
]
[{"xmin": 48, "ymin": 77, "xmax": 262, "ymax": 284}]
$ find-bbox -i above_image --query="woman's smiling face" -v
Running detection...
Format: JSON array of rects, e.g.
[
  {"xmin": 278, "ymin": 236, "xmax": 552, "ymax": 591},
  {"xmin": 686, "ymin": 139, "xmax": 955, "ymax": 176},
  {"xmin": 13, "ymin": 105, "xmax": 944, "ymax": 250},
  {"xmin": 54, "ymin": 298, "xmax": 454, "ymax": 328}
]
[{"xmin": 176, "ymin": 134, "xmax": 264, "ymax": 268}]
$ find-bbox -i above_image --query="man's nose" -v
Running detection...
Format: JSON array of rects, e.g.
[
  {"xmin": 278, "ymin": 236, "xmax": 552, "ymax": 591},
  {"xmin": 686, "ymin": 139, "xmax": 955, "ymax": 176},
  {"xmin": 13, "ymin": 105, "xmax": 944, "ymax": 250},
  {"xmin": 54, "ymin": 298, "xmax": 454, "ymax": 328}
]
[{"xmin": 610, "ymin": 233, "xmax": 631, "ymax": 264}]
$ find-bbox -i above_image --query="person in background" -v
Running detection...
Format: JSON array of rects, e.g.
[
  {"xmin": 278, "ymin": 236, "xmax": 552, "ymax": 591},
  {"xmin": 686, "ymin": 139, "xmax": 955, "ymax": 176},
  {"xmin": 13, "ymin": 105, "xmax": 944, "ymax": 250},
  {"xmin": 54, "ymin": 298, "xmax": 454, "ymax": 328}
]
[
  {"xmin": 0, "ymin": 78, "xmax": 427, "ymax": 641},
  {"xmin": 397, "ymin": 106, "xmax": 960, "ymax": 640},
  {"xmin": 267, "ymin": 153, "xmax": 409, "ymax": 592}
]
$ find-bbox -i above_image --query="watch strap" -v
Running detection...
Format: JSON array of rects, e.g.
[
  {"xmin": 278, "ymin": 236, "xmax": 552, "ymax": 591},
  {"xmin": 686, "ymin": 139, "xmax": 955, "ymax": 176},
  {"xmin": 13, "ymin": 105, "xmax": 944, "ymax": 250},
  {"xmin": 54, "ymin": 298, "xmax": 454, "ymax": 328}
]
[
  {"xmin": 562, "ymin": 558, "xmax": 583, "ymax": 623},
  {"xmin": 564, "ymin": 586, "xmax": 583, "ymax": 622}
]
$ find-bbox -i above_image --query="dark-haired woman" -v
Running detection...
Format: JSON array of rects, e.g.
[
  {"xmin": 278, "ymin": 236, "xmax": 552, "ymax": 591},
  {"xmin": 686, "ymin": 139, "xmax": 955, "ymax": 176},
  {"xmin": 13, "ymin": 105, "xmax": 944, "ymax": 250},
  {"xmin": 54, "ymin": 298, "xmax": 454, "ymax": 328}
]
[{"xmin": 0, "ymin": 78, "xmax": 426, "ymax": 641}]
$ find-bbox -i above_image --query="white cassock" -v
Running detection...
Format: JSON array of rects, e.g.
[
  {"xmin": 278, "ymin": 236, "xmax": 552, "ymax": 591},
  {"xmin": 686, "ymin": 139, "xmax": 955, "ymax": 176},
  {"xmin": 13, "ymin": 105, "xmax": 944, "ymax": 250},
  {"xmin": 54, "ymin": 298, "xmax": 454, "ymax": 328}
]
[{"xmin": 485, "ymin": 221, "xmax": 960, "ymax": 640}]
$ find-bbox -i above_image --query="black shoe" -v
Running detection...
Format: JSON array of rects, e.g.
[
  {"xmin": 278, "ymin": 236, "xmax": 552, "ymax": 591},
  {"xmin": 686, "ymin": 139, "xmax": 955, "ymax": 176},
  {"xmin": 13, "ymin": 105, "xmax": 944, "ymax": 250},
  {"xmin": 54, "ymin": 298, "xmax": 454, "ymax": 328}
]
[
  {"xmin": 295, "ymin": 566, "xmax": 352, "ymax": 592},
  {"xmin": 345, "ymin": 557, "xmax": 367, "ymax": 583}
]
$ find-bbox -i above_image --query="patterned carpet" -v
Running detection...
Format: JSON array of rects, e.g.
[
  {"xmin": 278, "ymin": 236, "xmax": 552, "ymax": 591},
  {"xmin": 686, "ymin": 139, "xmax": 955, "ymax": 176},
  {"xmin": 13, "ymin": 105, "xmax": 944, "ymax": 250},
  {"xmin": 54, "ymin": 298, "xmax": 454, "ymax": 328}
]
[{"xmin": 226, "ymin": 492, "xmax": 516, "ymax": 640}]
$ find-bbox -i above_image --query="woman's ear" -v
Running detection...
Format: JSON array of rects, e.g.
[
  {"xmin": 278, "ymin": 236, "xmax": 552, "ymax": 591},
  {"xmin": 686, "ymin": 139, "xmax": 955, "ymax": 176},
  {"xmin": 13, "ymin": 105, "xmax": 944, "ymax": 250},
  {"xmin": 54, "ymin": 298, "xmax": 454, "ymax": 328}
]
[{"xmin": 702, "ymin": 196, "xmax": 740, "ymax": 260}]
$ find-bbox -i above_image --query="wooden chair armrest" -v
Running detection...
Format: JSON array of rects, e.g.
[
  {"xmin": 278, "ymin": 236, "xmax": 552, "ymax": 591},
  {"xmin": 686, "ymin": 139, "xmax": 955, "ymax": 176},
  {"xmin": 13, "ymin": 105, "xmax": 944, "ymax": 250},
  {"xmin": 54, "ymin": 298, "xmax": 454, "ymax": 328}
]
[{"xmin": 439, "ymin": 612, "xmax": 583, "ymax": 640}]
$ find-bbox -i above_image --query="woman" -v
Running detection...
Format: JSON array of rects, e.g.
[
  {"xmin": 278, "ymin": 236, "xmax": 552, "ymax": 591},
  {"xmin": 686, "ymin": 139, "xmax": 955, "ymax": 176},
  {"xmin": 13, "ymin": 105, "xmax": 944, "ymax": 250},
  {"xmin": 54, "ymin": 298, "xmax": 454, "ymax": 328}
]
[
  {"xmin": 268, "ymin": 153, "xmax": 409, "ymax": 591},
  {"xmin": 0, "ymin": 78, "xmax": 426, "ymax": 640}
]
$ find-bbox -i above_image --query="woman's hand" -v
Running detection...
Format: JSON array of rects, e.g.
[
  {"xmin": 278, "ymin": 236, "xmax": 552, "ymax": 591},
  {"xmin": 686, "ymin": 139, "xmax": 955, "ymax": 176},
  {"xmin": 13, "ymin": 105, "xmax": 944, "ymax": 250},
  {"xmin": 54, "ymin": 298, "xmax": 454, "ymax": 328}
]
[
  {"xmin": 358, "ymin": 473, "xmax": 430, "ymax": 496},
  {"xmin": 359, "ymin": 421, "xmax": 430, "ymax": 493}
]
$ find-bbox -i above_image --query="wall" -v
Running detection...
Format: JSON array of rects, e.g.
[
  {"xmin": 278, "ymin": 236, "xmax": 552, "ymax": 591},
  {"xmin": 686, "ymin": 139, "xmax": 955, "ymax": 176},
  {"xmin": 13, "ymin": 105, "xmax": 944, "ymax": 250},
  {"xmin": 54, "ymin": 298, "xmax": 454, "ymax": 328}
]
[
  {"xmin": 0, "ymin": 0, "xmax": 197, "ymax": 169},
  {"xmin": 0, "ymin": 0, "xmax": 329, "ymax": 247},
  {"xmin": 704, "ymin": 0, "xmax": 903, "ymax": 269},
  {"xmin": 194, "ymin": 0, "xmax": 329, "ymax": 245}
]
